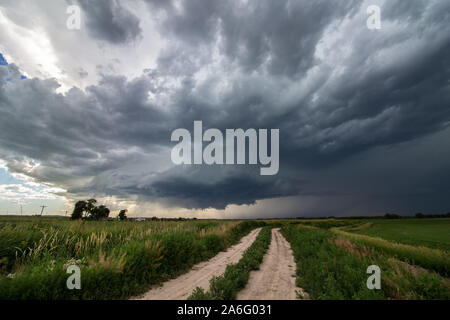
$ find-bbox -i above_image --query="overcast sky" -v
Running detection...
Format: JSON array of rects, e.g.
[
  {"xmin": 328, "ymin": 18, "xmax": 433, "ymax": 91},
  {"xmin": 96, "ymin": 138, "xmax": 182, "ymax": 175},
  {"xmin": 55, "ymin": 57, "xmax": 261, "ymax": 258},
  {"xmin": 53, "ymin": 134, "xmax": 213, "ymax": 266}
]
[{"xmin": 0, "ymin": 0, "xmax": 449, "ymax": 218}]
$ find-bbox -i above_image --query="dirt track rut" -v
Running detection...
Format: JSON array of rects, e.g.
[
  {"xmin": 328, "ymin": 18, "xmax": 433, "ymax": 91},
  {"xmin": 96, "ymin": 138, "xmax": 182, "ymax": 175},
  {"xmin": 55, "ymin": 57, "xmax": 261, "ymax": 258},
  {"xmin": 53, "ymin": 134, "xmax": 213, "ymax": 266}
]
[
  {"xmin": 133, "ymin": 228, "xmax": 262, "ymax": 300},
  {"xmin": 237, "ymin": 228, "xmax": 308, "ymax": 300}
]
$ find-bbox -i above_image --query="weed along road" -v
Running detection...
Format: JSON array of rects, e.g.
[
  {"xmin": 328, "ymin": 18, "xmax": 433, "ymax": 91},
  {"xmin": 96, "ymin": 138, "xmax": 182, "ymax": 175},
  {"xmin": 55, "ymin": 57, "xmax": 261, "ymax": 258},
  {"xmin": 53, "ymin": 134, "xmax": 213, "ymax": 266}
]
[
  {"xmin": 237, "ymin": 228, "xmax": 308, "ymax": 300},
  {"xmin": 133, "ymin": 228, "xmax": 262, "ymax": 300}
]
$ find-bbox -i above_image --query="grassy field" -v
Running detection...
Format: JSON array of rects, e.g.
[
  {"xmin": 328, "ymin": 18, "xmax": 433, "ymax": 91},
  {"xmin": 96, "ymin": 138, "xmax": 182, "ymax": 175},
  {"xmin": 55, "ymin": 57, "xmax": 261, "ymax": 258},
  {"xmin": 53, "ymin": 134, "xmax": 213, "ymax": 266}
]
[
  {"xmin": 0, "ymin": 216, "xmax": 264, "ymax": 299},
  {"xmin": 282, "ymin": 224, "xmax": 450, "ymax": 299},
  {"xmin": 343, "ymin": 219, "xmax": 450, "ymax": 251},
  {"xmin": 0, "ymin": 216, "xmax": 449, "ymax": 300}
]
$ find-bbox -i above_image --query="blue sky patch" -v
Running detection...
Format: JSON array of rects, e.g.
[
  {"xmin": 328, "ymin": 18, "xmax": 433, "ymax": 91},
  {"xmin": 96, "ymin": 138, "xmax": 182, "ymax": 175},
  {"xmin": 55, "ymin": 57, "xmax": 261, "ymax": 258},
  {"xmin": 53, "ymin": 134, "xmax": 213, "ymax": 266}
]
[
  {"xmin": 0, "ymin": 53, "xmax": 8, "ymax": 66},
  {"xmin": 0, "ymin": 168, "xmax": 22, "ymax": 185}
]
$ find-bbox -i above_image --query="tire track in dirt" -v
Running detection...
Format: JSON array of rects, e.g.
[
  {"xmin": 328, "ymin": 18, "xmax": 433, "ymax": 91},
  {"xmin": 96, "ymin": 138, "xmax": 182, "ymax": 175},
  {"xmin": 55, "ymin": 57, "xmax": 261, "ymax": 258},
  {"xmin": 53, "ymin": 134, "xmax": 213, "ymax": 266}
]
[
  {"xmin": 237, "ymin": 228, "xmax": 309, "ymax": 300},
  {"xmin": 133, "ymin": 228, "xmax": 262, "ymax": 300}
]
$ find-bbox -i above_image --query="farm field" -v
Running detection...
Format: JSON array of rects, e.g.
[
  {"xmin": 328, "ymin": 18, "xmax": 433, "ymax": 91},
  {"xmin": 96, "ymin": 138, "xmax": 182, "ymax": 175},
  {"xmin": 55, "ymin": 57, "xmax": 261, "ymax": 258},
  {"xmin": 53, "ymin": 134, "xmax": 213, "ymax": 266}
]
[
  {"xmin": 343, "ymin": 219, "xmax": 450, "ymax": 251},
  {"xmin": 283, "ymin": 223, "xmax": 450, "ymax": 299},
  {"xmin": 0, "ymin": 216, "xmax": 449, "ymax": 300}
]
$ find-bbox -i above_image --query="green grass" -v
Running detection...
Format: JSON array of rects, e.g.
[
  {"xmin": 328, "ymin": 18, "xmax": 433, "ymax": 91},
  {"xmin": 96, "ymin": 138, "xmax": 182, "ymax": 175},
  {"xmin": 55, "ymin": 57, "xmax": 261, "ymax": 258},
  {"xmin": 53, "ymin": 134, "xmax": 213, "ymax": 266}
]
[
  {"xmin": 188, "ymin": 227, "xmax": 272, "ymax": 300},
  {"xmin": 0, "ymin": 217, "xmax": 265, "ymax": 300},
  {"xmin": 281, "ymin": 225, "xmax": 450, "ymax": 300},
  {"xmin": 291, "ymin": 219, "xmax": 361, "ymax": 229},
  {"xmin": 344, "ymin": 219, "xmax": 450, "ymax": 251},
  {"xmin": 332, "ymin": 228, "xmax": 450, "ymax": 277},
  {"xmin": 2, "ymin": 216, "xmax": 449, "ymax": 300},
  {"xmin": 282, "ymin": 225, "xmax": 385, "ymax": 299}
]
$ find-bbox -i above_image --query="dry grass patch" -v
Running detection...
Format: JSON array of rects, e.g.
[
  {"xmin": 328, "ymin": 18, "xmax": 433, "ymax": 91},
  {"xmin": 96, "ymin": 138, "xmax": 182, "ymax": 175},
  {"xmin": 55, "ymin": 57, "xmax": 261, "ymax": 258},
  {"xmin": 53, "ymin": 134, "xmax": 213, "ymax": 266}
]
[{"xmin": 333, "ymin": 237, "xmax": 374, "ymax": 258}]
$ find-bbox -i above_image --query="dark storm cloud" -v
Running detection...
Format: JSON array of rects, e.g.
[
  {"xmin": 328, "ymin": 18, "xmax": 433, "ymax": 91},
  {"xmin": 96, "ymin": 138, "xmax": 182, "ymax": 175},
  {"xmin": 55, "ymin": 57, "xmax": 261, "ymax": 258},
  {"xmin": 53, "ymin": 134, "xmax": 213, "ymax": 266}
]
[
  {"xmin": 80, "ymin": 166, "xmax": 302, "ymax": 210},
  {"xmin": 0, "ymin": 67, "xmax": 167, "ymax": 192},
  {"xmin": 142, "ymin": 165, "xmax": 303, "ymax": 210},
  {"xmin": 148, "ymin": 174, "xmax": 289, "ymax": 210},
  {"xmin": 149, "ymin": 0, "xmax": 361, "ymax": 75},
  {"xmin": 76, "ymin": 0, "xmax": 142, "ymax": 44},
  {"xmin": 1, "ymin": 0, "xmax": 450, "ymax": 214},
  {"xmin": 217, "ymin": 0, "xmax": 360, "ymax": 75}
]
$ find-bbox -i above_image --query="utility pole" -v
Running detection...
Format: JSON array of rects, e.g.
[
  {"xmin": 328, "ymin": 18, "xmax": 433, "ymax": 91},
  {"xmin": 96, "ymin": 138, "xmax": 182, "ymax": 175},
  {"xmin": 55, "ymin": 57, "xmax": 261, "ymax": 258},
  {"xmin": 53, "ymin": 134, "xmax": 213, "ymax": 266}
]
[
  {"xmin": 20, "ymin": 205, "xmax": 23, "ymax": 216},
  {"xmin": 39, "ymin": 205, "xmax": 47, "ymax": 217}
]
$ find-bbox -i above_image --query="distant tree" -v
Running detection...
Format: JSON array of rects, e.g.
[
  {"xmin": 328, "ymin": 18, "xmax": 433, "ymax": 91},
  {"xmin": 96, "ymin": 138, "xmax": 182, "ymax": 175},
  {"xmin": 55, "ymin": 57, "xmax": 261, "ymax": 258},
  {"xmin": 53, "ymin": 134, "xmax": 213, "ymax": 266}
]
[
  {"xmin": 384, "ymin": 213, "xmax": 401, "ymax": 219},
  {"xmin": 98, "ymin": 205, "xmax": 110, "ymax": 219},
  {"xmin": 71, "ymin": 200, "xmax": 87, "ymax": 220},
  {"xmin": 70, "ymin": 199, "xmax": 110, "ymax": 221},
  {"xmin": 118, "ymin": 209, "xmax": 127, "ymax": 221},
  {"xmin": 90, "ymin": 205, "xmax": 110, "ymax": 220},
  {"xmin": 415, "ymin": 212, "xmax": 425, "ymax": 219},
  {"xmin": 86, "ymin": 199, "xmax": 97, "ymax": 214}
]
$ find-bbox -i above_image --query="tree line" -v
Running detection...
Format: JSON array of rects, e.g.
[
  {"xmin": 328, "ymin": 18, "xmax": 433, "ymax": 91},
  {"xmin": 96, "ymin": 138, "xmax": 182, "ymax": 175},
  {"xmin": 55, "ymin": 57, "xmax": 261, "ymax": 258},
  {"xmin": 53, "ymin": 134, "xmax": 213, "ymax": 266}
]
[{"xmin": 70, "ymin": 199, "xmax": 127, "ymax": 221}]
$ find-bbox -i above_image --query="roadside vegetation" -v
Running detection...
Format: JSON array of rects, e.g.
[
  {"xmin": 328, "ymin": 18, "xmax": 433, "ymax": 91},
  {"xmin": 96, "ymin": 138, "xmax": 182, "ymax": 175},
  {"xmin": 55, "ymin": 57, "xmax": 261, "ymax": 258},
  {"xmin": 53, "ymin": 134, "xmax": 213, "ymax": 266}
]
[
  {"xmin": 188, "ymin": 227, "xmax": 272, "ymax": 300},
  {"xmin": 0, "ymin": 217, "xmax": 264, "ymax": 299},
  {"xmin": 282, "ymin": 225, "xmax": 449, "ymax": 299},
  {"xmin": 1, "ymin": 215, "xmax": 448, "ymax": 300},
  {"xmin": 333, "ymin": 228, "xmax": 449, "ymax": 276}
]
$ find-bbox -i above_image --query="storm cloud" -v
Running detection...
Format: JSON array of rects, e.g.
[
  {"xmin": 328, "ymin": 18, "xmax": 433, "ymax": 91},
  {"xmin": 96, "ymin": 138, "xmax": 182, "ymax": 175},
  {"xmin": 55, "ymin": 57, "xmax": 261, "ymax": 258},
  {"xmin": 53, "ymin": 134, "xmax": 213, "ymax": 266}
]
[
  {"xmin": 0, "ymin": 0, "xmax": 449, "ymax": 216},
  {"xmin": 76, "ymin": 0, "xmax": 143, "ymax": 44}
]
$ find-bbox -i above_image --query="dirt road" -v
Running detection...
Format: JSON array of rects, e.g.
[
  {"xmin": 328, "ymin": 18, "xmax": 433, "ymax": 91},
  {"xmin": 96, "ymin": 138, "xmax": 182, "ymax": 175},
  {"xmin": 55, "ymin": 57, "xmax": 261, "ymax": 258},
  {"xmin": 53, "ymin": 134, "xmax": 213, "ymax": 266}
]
[
  {"xmin": 237, "ymin": 228, "xmax": 308, "ymax": 300},
  {"xmin": 133, "ymin": 228, "xmax": 262, "ymax": 300}
]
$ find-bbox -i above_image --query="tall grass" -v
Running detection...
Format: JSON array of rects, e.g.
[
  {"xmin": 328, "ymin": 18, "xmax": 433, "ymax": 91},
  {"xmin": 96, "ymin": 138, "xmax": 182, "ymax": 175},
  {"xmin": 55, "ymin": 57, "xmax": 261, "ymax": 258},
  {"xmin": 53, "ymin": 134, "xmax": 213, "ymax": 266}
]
[{"xmin": 0, "ymin": 218, "xmax": 264, "ymax": 300}]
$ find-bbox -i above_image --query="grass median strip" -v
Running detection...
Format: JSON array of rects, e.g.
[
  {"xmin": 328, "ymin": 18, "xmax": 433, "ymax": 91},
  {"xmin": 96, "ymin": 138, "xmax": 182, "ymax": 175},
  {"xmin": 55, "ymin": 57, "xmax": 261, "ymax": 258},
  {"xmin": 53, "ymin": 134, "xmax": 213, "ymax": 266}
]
[{"xmin": 188, "ymin": 227, "xmax": 272, "ymax": 300}]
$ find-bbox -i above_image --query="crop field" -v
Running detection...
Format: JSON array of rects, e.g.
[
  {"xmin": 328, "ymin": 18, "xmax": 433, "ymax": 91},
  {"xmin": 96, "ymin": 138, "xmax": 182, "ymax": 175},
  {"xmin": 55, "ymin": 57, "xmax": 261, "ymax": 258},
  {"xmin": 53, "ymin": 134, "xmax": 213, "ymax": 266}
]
[
  {"xmin": 0, "ymin": 217, "xmax": 448, "ymax": 300},
  {"xmin": 342, "ymin": 219, "xmax": 450, "ymax": 251},
  {"xmin": 283, "ymin": 224, "xmax": 449, "ymax": 299}
]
